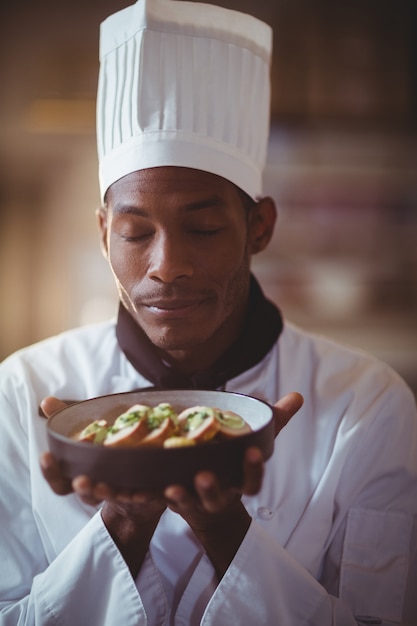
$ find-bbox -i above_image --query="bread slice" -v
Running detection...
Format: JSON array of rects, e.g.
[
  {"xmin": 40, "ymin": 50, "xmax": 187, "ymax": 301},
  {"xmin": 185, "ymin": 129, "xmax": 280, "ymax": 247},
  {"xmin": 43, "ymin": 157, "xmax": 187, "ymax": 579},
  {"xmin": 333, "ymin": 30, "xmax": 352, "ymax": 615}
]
[
  {"xmin": 103, "ymin": 417, "xmax": 149, "ymax": 447},
  {"xmin": 138, "ymin": 417, "xmax": 177, "ymax": 447},
  {"xmin": 163, "ymin": 436, "xmax": 196, "ymax": 448},
  {"xmin": 178, "ymin": 406, "xmax": 221, "ymax": 442},
  {"xmin": 214, "ymin": 409, "xmax": 252, "ymax": 439},
  {"xmin": 77, "ymin": 419, "xmax": 108, "ymax": 443}
]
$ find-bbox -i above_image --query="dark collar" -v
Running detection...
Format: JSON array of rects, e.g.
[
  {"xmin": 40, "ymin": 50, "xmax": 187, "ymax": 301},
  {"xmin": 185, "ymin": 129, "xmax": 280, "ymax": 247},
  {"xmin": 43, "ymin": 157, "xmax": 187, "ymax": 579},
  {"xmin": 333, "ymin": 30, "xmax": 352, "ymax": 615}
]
[{"xmin": 116, "ymin": 275, "xmax": 283, "ymax": 390}]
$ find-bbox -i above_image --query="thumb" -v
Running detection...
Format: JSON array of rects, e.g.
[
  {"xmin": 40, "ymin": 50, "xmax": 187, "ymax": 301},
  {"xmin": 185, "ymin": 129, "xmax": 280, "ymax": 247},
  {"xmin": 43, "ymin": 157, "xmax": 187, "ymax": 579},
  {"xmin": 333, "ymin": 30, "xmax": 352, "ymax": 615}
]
[
  {"xmin": 273, "ymin": 392, "xmax": 304, "ymax": 437},
  {"xmin": 39, "ymin": 396, "xmax": 71, "ymax": 419}
]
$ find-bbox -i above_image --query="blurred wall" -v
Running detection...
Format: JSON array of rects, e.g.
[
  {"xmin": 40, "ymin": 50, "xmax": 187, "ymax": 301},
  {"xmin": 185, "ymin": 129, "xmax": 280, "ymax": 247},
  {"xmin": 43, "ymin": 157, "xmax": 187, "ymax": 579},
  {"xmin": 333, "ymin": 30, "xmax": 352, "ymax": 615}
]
[{"xmin": 0, "ymin": 0, "xmax": 416, "ymax": 394}]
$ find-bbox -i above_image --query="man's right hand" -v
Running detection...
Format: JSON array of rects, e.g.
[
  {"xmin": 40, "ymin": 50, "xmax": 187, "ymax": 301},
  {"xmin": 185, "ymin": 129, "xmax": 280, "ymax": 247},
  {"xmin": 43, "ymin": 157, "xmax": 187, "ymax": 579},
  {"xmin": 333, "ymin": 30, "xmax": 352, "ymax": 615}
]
[
  {"xmin": 39, "ymin": 396, "xmax": 167, "ymax": 577},
  {"xmin": 39, "ymin": 397, "xmax": 108, "ymax": 506},
  {"xmin": 40, "ymin": 397, "xmax": 78, "ymax": 497},
  {"xmin": 39, "ymin": 397, "xmax": 167, "ymax": 510}
]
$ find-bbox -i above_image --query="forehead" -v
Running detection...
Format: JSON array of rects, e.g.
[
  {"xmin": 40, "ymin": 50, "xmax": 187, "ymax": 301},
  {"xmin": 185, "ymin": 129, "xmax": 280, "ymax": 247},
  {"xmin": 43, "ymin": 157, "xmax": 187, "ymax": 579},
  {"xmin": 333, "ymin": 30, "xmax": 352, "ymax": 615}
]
[{"xmin": 105, "ymin": 167, "xmax": 241, "ymax": 208}]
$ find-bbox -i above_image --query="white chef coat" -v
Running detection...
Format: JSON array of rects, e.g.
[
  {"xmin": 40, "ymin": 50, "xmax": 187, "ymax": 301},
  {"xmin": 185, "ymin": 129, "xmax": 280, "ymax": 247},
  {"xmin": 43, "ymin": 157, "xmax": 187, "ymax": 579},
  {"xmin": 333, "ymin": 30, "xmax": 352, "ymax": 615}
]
[{"xmin": 0, "ymin": 319, "xmax": 416, "ymax": 626}]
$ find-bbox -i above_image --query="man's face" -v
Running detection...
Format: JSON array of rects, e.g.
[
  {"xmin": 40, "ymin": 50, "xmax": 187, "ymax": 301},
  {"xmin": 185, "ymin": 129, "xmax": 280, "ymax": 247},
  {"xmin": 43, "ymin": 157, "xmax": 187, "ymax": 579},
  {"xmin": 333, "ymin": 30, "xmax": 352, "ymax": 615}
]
[{"xmin": 99, "ymin": 167, "xmax": 275, "ymax": 367}]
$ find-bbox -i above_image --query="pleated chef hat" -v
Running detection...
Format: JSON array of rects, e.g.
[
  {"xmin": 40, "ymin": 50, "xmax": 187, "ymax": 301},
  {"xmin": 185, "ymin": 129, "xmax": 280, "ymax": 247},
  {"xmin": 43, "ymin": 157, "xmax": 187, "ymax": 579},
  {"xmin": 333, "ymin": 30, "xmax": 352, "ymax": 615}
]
[{"xmin": 97, "ymin": 0, "xmax": 272, "ymax": 202}]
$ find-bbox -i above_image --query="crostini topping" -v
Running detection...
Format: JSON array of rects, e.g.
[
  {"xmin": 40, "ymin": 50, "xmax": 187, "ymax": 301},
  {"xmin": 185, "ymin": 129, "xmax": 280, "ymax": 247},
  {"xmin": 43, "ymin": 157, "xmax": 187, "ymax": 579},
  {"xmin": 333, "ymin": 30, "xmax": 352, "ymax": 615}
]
[{"xmin": 74, "ymin": 402, "xmax": 251, "ymax": 448}]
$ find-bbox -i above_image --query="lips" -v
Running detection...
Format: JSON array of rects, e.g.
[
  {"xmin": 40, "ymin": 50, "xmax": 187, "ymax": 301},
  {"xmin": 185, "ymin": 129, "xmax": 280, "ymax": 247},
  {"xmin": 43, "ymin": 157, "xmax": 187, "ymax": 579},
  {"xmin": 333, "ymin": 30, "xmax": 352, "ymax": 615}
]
[
  {"xmin": 146, "ymin": 300, "xmax": 201, "ymax": 311},
  {"xmin": 141, "ymin": 298, "xmax": 207, "ymax": 319}
]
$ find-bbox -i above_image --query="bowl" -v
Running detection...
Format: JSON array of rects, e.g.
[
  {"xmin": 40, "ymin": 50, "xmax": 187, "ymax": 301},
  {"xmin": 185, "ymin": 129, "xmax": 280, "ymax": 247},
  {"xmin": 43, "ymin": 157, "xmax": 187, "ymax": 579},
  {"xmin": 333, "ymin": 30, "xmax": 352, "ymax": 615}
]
[{"xmin": 47, "ymin": 389, "xmax": 274, "ymax": 491}]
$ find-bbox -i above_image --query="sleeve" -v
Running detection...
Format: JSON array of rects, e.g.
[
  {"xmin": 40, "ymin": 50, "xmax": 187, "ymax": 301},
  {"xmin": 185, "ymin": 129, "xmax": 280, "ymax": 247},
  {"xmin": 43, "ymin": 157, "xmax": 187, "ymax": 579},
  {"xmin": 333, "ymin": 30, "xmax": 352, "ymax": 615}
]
[
  {"xmin": 200, "ymin": 372, "xmax": 417, "ymax": 626},
  {"xmin": 0, "ymin": 514, "xmax": 149, "ymax": 626},
  {"xmin": 0, "ymin": 377, "xmax": 159, "ymax": 626},
  {"xmin": 199, "ymin": 513, "xmax": 416, "ymax": 626},
  {"xmin": 319, "ymin": 380, "xmax": 417, "ymax": 626},
  {"xmin": 326, "ymin": 508, "xmax": 417, "ymax": 624},
  {"xmin": 200, "ymin": 520, "xmax": 357, "ymax": 626}
]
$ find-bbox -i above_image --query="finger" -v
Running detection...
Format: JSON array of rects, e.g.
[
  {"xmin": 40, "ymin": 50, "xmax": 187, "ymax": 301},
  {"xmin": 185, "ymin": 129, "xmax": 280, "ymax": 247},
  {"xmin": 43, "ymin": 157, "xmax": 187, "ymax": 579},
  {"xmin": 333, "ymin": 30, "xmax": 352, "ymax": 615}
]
[
  {"xmin": 193, "ymin": 472, "xmax": 228, "ymax": 513},
  {"xmin": 113, "ymin": 489, "xmax": 160, "ymax": 505},
  {"xmin": 273, "ymin": 392, "xmax": 304, "ymax": 436},
  {"xmin": 241, "ymin": 447, "xmax": 264, "ymax": 495},
  {"xmin": 166, "ymin": 473, "xmax": 220, "ymax": 514},
  {"xmin": 40, "ymin": 452, "xmax": 73, "ymax": 495},
  {"xmin": 130, "ymin": 490, "xmax": 165, "ymax": 505},
  {"xmin": 164, "ymin": 484, "xmax": 195, "ymax": 513},
  {"xmin": 39, "ymin": 397, "xmax": 69, "ymax": 419},
  {"xmin": 72, "ymin": 475, "xmax": 109, "ymax": 506}
]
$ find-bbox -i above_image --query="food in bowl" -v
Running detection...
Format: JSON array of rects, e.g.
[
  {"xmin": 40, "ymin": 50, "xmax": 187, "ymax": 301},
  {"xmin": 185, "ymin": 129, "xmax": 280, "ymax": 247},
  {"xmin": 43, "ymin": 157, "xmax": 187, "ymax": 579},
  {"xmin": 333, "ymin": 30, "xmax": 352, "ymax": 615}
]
[
  {"xmin": 46, "ymin": 389, "xmax": 274, "ymax": 491},
  {"xmin": 75, "ymin": 402, "xmax": 252, "ymax": 448}
]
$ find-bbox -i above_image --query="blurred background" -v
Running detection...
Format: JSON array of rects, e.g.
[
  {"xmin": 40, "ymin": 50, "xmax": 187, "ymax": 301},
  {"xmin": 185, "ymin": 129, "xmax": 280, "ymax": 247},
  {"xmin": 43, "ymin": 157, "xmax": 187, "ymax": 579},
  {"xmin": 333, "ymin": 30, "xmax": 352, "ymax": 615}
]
[{"xmin": 0, "ymin": 0, "xmax": 416, "ymax": 395}]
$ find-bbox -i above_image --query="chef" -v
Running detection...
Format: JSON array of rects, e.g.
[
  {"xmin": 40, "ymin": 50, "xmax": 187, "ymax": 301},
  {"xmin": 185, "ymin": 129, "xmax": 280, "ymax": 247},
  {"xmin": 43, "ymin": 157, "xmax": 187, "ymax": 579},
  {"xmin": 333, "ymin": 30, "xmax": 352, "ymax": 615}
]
[{"xmin": 0, "ymin": 0, "xmax": 416, "ymax": 624}]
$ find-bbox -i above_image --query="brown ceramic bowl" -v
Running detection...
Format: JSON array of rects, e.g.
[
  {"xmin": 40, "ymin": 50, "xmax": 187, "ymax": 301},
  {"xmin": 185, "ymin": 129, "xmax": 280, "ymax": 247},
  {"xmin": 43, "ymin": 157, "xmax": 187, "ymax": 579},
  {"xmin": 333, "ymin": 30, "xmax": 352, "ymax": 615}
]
[{"xmin": 47, "ymin": 389, "xmax": 274, "ymax": 492}]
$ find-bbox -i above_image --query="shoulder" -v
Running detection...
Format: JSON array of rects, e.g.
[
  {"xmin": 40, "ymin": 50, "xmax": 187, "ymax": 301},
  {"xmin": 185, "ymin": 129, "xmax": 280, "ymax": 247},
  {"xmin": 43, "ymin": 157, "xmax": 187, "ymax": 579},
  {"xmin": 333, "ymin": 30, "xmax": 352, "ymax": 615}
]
[
  {"xmin": 0, "ymin": 320, "xmax": 118, "ymax": 402},
  {"xmin": 273, "ymin": 322, "xmax": 417, "ymax": 493},
  {"xmin": 2, "ymin": 320, "xmax": 116, "ymax": 368},
  {"xmin": 281, "ymin": 320, "xmax": 411, "ymax": 389},
  {"xmin": 278, "ymin": 320, "xmax": 416, "ymax": 426}
]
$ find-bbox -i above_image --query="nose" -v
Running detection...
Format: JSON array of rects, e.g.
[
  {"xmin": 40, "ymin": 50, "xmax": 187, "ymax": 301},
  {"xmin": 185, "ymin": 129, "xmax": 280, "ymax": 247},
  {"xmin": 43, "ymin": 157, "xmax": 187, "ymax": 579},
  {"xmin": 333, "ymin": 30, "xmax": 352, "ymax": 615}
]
[{"xmin": 148, "ymin": 232, "xmax": 193, "ymax": 283}]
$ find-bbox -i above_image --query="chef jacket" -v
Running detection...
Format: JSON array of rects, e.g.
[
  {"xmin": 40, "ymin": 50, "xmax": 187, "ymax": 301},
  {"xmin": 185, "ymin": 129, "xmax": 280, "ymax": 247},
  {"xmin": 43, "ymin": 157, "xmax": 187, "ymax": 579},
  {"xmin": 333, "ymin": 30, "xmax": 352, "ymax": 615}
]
[{"xmin": 0, "ymin": 319, "xmax": 416, "ymax": 626}]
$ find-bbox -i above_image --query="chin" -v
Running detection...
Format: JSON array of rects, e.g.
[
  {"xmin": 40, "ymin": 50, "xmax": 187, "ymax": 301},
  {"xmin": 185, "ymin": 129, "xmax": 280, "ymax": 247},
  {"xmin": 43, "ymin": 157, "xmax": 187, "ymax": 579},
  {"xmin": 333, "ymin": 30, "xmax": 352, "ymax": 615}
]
[{"xmin": 150, "ymin": 331, "xmax": 206, "ymax": 353}]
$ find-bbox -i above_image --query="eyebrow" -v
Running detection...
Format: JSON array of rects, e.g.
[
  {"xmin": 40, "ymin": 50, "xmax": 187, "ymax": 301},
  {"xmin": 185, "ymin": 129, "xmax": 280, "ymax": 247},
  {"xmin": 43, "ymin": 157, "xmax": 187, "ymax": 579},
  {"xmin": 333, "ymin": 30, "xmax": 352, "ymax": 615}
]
[
  {"xmin": 111, "ymin": 195, "xmax": 226, "ymax": 216},
  {"xmin": 111, "ymin": 203, "xmax": 147, "ymax": 216}
]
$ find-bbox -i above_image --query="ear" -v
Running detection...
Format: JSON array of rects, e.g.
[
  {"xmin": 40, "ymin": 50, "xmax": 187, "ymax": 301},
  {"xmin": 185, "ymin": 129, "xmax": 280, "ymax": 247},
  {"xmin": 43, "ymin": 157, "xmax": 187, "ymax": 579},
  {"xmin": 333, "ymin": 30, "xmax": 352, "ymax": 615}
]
[
  {"xmin": 96, "ymin": 206, "xmax": 109, "ymax": 258},
  {"xmin": 247, "ymin": 196, "xmax": 277, "ymax": 255}
]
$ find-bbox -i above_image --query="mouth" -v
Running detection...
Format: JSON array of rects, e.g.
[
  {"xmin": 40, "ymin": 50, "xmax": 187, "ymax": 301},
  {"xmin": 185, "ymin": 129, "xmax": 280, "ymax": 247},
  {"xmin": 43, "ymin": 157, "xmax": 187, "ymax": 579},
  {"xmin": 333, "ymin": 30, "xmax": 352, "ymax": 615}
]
[{"xmin": 141, "ymin": 298, "xmax": 207, "ymax": 319}]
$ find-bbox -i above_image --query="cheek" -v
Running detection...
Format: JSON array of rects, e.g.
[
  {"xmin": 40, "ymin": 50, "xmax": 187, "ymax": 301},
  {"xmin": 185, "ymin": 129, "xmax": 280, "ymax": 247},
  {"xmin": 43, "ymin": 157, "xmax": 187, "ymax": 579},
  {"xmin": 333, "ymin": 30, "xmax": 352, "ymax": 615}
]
[
  {"xmin": 107, "ymin": 239, "xmax": 144, "ymax": 288},
  {"xmin": 106, "ymin": 229, "xmax": 249, "ymax": 288},
  {"xmin": 198, "ymin": 229, "xmax": 249, "ymax": 275},
  {"xmin": 211, "ymin": 239, "xmax": 250, "ymax": 277}
]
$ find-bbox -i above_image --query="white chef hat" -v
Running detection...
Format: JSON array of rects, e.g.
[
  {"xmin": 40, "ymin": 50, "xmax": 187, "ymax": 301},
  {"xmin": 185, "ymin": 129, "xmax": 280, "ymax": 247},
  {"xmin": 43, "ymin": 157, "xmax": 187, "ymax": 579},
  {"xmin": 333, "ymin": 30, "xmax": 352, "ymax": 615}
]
[{"xmin": 97, "ymin": 0, "xmax": 272, "ymax": 202}]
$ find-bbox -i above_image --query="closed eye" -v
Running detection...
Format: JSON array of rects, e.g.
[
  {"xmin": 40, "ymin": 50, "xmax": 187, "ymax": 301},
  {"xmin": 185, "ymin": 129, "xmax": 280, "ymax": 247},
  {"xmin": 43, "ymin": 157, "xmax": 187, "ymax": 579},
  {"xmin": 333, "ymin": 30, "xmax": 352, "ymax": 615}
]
[{"xmin": 118, "ymin": 232, "xmax": 153, "ymax": 242}]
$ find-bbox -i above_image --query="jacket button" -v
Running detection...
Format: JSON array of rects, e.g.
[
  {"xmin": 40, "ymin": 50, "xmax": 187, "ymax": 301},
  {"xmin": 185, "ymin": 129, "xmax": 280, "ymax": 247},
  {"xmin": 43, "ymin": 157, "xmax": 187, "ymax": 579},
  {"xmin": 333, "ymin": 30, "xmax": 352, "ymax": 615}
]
[{"xmin": 257, "ymin": 507, "xmax": 273, "ymax": 520}]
